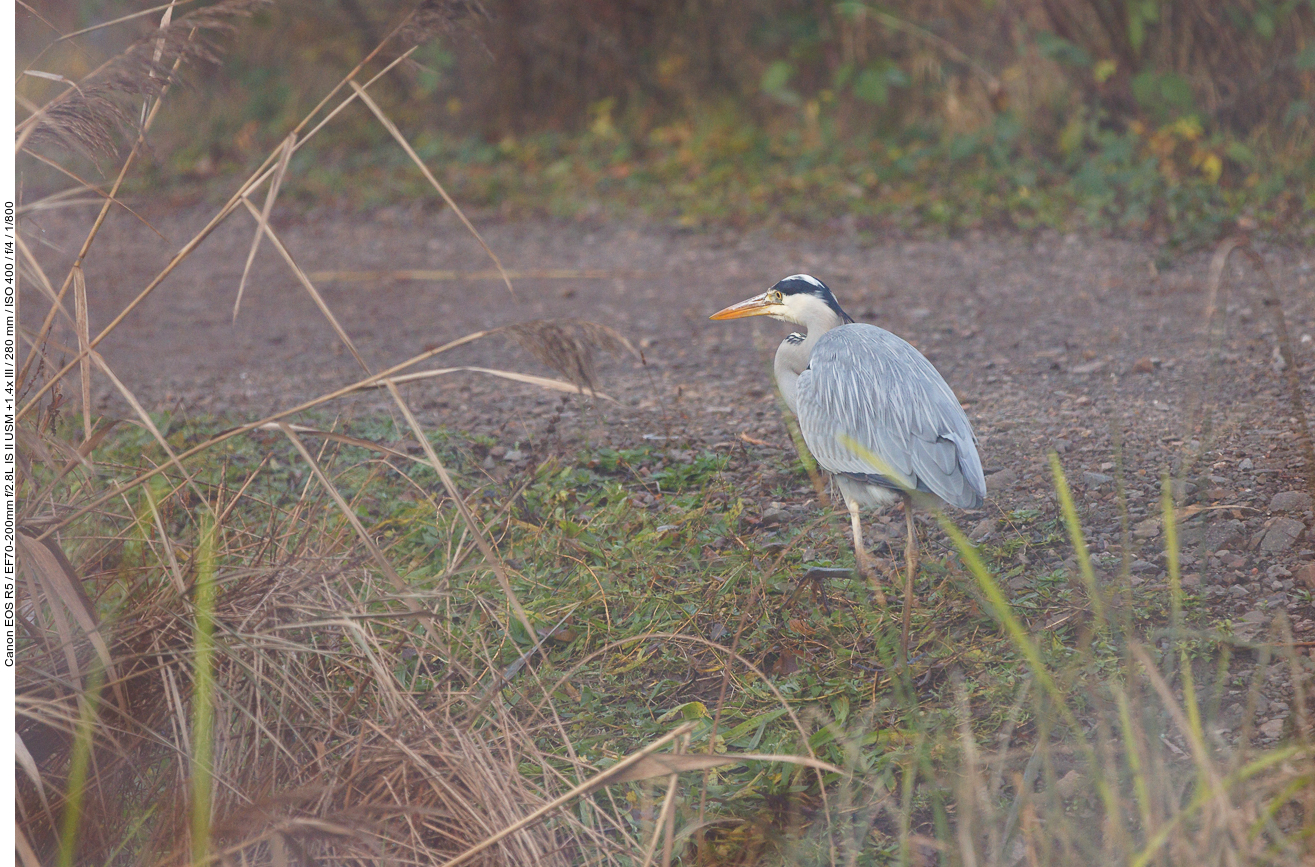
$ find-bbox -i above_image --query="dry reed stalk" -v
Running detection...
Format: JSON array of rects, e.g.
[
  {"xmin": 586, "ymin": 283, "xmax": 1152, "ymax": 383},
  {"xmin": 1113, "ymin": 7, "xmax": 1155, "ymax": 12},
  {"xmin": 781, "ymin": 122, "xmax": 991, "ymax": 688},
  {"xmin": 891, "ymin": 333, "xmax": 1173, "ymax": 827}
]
[
  {"xmin": 233, "ymin": 133, "xmax": 296, "ymax": 321},
  {"xmin": 235, "ymin": 195, "xmax": 373, "ymax": 374},
  {"xmin": 349, "ymin": 80, "xmax": 515, "ymax": 298},
  {"xmin": 17, "ymin": 12, "xmax": 423, "ymax": 419}
]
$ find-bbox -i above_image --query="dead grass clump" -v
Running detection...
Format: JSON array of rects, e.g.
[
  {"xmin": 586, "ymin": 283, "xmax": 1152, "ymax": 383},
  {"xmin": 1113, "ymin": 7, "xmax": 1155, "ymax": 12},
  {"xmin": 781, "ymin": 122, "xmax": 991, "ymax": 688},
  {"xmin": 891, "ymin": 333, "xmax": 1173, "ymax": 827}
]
[
  {"xmin": 503, "ymin": 319, "xmax": 640, "ymax": 395},
  {"xmin": 16, "ymin": 518, "xmax": 577, "ymax": 864}
]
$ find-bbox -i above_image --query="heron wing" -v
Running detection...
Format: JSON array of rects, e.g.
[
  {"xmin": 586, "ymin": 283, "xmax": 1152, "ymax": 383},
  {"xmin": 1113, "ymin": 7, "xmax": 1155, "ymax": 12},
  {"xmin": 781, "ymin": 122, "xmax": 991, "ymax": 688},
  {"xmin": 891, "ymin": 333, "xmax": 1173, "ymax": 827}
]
[{"xmin": 794, "ymin": 324, "xmax": 986, "ymax": 508}]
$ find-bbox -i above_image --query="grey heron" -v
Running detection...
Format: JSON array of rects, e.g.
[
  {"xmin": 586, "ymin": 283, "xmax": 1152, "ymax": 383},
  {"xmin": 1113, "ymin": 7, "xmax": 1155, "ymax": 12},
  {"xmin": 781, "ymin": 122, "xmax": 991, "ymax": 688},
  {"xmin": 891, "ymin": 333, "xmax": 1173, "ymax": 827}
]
[{"xmin": 711, "ymin": 274, "xmax": 986, "ymax": 662}]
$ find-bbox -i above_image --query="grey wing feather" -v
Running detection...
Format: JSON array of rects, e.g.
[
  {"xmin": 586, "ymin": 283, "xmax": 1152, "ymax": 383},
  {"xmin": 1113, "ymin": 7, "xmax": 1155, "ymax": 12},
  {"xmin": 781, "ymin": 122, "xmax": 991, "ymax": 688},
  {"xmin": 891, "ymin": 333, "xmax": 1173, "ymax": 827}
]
[{"xmin": 795, "ymin": 325, "xmax": 986, "ymax": 509}]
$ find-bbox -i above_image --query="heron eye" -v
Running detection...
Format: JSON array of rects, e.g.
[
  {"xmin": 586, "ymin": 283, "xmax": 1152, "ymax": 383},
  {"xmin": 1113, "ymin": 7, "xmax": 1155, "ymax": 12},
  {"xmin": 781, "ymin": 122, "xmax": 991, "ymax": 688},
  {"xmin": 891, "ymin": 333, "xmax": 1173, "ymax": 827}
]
[{"xmin": 770, "ymin": 291, "xmax": 783, "ymax": 303}]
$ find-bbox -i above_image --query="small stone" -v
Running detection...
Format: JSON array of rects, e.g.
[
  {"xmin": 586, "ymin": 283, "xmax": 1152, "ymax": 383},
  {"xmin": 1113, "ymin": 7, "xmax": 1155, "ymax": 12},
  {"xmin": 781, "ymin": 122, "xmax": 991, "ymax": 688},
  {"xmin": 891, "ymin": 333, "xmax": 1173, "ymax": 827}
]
[
  {"xmin": 1241, "ymin": 609, "xmax": 1269, "ymax": 623},
  {"xmin": 987, "ymin": 468, "xmax": 1018, "ymax": 491},
  {"xmin": 1296, "ymin": 562, "xmax": 1315, "ymax": 590},
  {"xmin": 1083, "ymin": 471, "xmax": 1113, "ymax": 488},
  {"xmin": 970, "ymin": 518, "xmax": 997, "ymax": 541},
  {"xmin": 1229, "ymin": 585, "xmax": 1250, "ymax": 597},
  {"xmin": 1205, "ymin": 519, "xmax": 1248, "ymax": 551},
  {"xmin": 1132, "ymin": 356, "xmax": 1155, "ymax": 374},
  {"xmin": 1133, "ymin": 517, "xmax": 1161, "ymax": 539},
  {"xmin": 503, "ymin": 448, "xmax": 525, "ymax": 462},
  {"xmin": 1269, "ymin": 491, "xmax": 1313, "ymax": 512},
  {"xmin": 1260, "ymin": 518, "xmax": 1305, "ymax": 554},
  {"xmin": 1238, "ymin": 457, "xmax": 1254, "ymax": 472},
  {"xmin": 1131, "ymin": 559, "xmax": 1158, "ymax": 573},
  {"xmin": 1259, "ymin": 718, "xmax": 1285, "ymax": 739},
  {"xmin": 1054, "ymin": 769, "xmax": 1085, "ymax": 798},
  {"xmin": 760, "ymin": 507, "xmax": 791, "ymax": 527}
]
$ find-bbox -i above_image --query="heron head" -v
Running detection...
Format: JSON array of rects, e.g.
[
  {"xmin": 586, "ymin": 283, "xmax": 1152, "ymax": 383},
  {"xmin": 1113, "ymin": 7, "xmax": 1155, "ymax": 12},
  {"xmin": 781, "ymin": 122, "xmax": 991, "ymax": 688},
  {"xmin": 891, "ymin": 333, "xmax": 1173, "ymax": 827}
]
[{"xmin": 709, "ymin": 274, "xmax": 853, "ymax": 326}]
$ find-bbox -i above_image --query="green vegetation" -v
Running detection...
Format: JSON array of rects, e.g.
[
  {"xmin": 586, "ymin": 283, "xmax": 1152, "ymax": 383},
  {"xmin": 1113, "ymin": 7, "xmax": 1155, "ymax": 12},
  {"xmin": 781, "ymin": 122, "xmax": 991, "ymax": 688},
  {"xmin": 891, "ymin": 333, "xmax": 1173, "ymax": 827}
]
[
  {"xmin": 18, "ymin": 409, "xmax": 1312, "ymax": 863},
  {"xmin": 126, "ymin": 1, "xmax": 1315, "ymax": 244},
  {"xmin": 14, "ymin": 2, "xmax": 1314, "ymax": 863}
]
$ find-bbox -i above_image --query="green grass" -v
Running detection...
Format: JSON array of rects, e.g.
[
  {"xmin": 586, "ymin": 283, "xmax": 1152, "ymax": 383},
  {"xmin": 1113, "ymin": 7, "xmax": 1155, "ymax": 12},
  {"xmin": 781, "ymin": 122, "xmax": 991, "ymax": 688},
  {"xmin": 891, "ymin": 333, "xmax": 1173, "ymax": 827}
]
[{"xmin": 30, "ymin": 409, "xmax": 1306, "ymax": 863}]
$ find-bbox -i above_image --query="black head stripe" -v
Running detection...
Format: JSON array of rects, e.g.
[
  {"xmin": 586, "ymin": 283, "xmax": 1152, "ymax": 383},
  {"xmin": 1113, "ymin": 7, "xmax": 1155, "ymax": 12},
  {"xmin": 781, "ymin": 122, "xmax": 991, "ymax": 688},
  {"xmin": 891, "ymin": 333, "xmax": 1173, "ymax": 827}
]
[{"xmin": 772, "ymin": 274, "xmax": 854, "ymax": 324}]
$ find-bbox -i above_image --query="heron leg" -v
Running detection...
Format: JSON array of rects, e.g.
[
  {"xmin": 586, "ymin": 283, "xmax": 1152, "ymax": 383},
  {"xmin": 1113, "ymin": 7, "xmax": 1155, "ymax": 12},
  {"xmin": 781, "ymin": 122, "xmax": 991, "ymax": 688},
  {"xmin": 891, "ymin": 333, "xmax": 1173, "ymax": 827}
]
[
  {"xmin": 899, "ymin": 498, "xmax": 919, "ymax": 669},
  {"xmin": 849, "ymin": 499, "xmax": 888, "ymax": 608}
]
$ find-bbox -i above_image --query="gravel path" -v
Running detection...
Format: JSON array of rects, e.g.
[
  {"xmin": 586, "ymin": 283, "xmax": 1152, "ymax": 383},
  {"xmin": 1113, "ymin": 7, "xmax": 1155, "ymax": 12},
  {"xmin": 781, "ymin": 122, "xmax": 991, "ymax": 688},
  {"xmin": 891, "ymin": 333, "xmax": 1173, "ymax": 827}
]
[{"xmin": 24, "ymin": 201, "xmax": 1315, "ymax": 742}]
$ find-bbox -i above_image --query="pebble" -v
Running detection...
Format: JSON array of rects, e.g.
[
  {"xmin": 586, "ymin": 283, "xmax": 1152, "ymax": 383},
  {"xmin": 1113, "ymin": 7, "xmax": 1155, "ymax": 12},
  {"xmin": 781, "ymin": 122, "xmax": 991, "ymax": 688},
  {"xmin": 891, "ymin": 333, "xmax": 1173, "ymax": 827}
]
[
  {"xmin": 1259, "ymin": 518, "xmax": 1305, "ymax": 554},
  {"xmin": 1133, "ymin": 517, "xmax": 1160, "ymax": 539},
  {"xmin": 1298, "ymin": 562, "xmax": 1315, "ymax": 590},
  {"xmin": 1168, "ymin": 479, "xmax": 1197, "ymax": 499},
  {"xmin": 1083, "ymin": 472, "xmax": 1113, "ymax": 487},
  {"xmin": 1205, "ymin": 519, "xmax": 1247, "ymax": 551},
  {"xmin": 986, "ymin": 468, "xmax": 1018, "ymax": 491},
  {"xmin": 1269, "ymin": 490, "xmax": 1312, "ymax": 512},
  {"xmin": 760, "ymin": 507, "xmax": 791, "ymax": 527},
  {"xmin": 1229, "ymin": 585, "xmax": 1250, "ymax": 598},
  {"xmin": 1259, "ymin": 718, "xmax": 1285, "ymax": 740},
  {"xmin": 970, "ymin": 517, "xmax": 997, "ymax": 541},
  {"xmin": 1238, "ymin": 457, "xmax": 1254, "ymax": 472}
]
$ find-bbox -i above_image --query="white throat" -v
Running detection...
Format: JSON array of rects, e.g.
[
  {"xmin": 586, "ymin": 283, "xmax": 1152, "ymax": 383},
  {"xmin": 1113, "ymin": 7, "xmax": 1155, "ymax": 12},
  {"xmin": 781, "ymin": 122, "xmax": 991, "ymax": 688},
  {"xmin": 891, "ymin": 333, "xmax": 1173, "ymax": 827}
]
[{"xmin": 772, "ymin": 295, "xmax": 846, "ymax": 412}]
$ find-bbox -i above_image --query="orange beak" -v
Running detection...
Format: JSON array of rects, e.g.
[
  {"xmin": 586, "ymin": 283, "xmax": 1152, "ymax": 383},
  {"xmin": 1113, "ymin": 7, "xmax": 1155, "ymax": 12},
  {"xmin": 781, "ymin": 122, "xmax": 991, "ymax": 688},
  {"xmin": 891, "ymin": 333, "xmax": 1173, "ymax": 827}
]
[{"xmin": 709, "ymin": 292, "xmax": 782, "ymax": 320}]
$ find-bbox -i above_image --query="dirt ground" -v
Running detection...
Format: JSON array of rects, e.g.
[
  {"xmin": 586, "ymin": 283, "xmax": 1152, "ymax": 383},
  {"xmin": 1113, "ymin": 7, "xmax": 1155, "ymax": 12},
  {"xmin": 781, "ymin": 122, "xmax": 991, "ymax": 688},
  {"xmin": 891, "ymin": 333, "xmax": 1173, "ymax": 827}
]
[{"xmin": 22, "ymin": 201, "xmax": 1315, "ymax": 737}]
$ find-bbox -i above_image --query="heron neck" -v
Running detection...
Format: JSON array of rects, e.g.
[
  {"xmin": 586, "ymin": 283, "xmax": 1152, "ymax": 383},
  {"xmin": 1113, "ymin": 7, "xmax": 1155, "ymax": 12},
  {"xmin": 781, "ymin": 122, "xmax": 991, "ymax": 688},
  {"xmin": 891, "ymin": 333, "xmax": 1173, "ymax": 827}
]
[{"xmin": 773, "ymin": 308, "xmax": 844, "ymax": 413}]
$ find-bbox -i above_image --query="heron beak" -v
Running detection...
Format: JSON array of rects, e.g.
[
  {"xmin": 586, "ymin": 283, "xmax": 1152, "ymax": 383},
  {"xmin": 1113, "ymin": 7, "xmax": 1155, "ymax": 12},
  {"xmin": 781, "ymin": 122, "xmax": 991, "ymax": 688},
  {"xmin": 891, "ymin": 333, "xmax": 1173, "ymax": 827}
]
[{"xmin": 709, "ymin": 292, "xmax": 783, "ymax": 320}]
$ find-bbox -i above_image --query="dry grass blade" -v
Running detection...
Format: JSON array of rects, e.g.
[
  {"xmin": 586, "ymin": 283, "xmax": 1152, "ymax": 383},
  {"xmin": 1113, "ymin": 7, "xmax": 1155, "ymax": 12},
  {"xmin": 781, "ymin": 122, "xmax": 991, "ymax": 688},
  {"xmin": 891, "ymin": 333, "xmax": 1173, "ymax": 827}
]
[
  {"xmin": 237, "ymin": 196, "xmax": 371, "ymax": 374},
  {"xmin": 15, "ymin": 234, "xmax": 75, "ymax": 332},
  {"xmin": 72, "ymin": 267, "xmax": 92, "ymax": 441},
  {"xmin": 14, "ymin": 735, "xmax": 55, "ymax": 831},
  {"xmin": 251, "ymin": 422, "xmax": 417, "ymax": 462},
  {"xmin": 502, "ymin": 319, "xmax": 639, "ymax": 394},
  {"xmin": 440, "ymin": 722, "xmax": 698, "ymax": 867},
  {"xmin": 89, "ymin": 350, "xmax": 206, "ymax": 513},
  {"xmin": 18, "ymin": 149, "xmax": 164, "ymax": 235},
  {"xmin": 608, "ymin": 751, "xmax": 843, "ymax": 785},
  {"xmin": 25, "ymin": 420, "xmax": 118, "ymax": 516},
  {"xmin": 15, "ymin": 21, "xmax": 417, "ymax": 421},
  {"xmin": 233, "ymin": 133, "xmax": 296, "ymax": 321},
  {"xmin": 308, "ymin": 267, "xmax": 654, "ymax": 282},
  {"xmin": 1129, "ymin": 643, "xmax": 1245, "ymax": 851},
  {"xmin": 16, "ymin": 534, "xmax": 123, "ymax": 711},
  {"xmin": 275, "ymin": 421, "xmax": 450, "ymax": 655},
  {"xmin": 381, "ymin": 382, "xmax": 539, "ymax": 650},
  {"xmin": 17, "ymin": 26, "xmax": 190, "ymax": 392},
  {"xmin": 383, "ymin": 365, "xmax": 616, "ymax": 400},
  {"xmin": 37, "ymin": 0, "xmax": 203, "ymax": 48},
  {"xmin": 348, "ymin": 80, "xmax": 516, "ymax": 298},
  {"xmin": 33, "ymin": 328, "xmax": 499, "ymax": 540}
]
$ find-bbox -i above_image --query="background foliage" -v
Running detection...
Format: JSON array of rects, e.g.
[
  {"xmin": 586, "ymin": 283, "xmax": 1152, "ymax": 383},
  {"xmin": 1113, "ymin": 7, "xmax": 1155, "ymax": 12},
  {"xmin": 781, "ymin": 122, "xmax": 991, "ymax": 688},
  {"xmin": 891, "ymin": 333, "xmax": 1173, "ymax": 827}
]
[{"xmin": 17, "ymin": 0, "xmax": 1315, "ymax": 243}]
